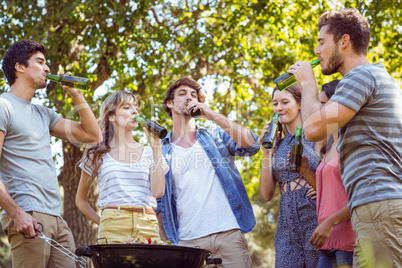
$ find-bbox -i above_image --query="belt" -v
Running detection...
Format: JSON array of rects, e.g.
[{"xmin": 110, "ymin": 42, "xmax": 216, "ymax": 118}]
[{"xmin": 103, "ymin": 206, "xmax": 156, "ymax": 215}]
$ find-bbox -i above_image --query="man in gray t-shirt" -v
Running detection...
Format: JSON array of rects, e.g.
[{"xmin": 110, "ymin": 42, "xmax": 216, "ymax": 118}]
[
  {"xmin": 289, "ymin": 8, "xmax": 402, "ymax": 268},
  {"xmin": 0, "ymin": 40, "xmax": 102, "ymax": 267}
]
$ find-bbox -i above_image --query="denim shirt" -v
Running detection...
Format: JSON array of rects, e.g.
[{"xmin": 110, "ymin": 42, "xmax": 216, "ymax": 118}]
[{"xmin": 156, "ymin": 126, "xmax": 260, "ymax": 244}]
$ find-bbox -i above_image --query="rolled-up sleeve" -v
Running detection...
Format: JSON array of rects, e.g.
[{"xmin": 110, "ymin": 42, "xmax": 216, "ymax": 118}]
[{"xmin": 217, "ymin": 127, "xmax": 260, "ymax": 156}]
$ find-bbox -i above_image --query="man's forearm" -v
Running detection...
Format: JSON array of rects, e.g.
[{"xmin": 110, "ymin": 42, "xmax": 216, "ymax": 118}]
[
  {"xmin": 0, "ymin": 179, "xmax": 24, "ymax": 218},
  {"xmin": 300, "ymin": 81, "xmax": 326, "ymax": 141},
  {"xmin": 212, "ymin": 113, "xmax": 255, "ymax": 147},
  {"xmin": 325, "ymin": 205, "xmax": 351, "ymax": 227},
  {"xmin": 71, "ymin": 93, "xmax": 102, "ymax": 143}
]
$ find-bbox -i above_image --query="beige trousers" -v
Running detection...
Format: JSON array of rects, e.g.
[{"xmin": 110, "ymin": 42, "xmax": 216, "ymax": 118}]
[
  {"xmin": 352, "ymin": 199, "xmax": 402, "ymax": 268},
  {"xmin": 1, "ymin": 211, "xmax": 76, "ymax": 268},
  {"xmin": 179, "ymin": 229, "xmax": 253, "ymax": 268}
]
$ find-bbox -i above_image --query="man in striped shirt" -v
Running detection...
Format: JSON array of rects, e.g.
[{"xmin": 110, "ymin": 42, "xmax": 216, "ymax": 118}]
[{"xmin": 288, "ymin": 8, "xmax": 402, "ymax": 268}]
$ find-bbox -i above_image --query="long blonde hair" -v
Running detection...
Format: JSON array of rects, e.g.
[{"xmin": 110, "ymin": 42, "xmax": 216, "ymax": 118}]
[{"xmin": 82, "ymin": 91, "xmax": 138, "ymax": 179}]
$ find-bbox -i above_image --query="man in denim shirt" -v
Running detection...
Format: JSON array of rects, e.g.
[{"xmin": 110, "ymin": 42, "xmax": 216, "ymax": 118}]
[{"xmin": 156, "ymin": 77, "xmax": 259, "ymax": 267}]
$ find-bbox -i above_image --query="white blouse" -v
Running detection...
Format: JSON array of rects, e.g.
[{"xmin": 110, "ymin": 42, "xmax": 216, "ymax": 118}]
[{"xmin": 79, "ymin": 146, "xmax": 168, "ymax": 209}]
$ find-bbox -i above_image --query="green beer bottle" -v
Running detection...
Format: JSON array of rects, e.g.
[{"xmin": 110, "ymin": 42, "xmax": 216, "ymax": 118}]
[
  {"xmin": 274, "ymin": 58, "xmax": 320, "ymax": 91},
  {"xmin": 262, "ymin": 113, "xmax": 279, "ymax": 149},
  {"xmin": 289, "ymin": 127, "xmax": 303, "ymax": 172},
  {"xmin": 46, "ymin": 73, "xmax": 91, "ymax": 90},
  {"xmin": 186, "ymin": 101, "xmax": 202, "ymax": 118},
  {"xmin": 135, "ymin": 116, "xmax": 168, "ymax": 139}
]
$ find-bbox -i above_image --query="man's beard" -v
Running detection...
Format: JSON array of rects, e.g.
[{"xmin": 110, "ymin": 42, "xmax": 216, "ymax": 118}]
[
  {"xmin": 171, "ymin": 101, "xmax": 191, "ymax": 117},
  {"xmin": 321, "ymin": 45, "xmax": 344, "ymax": 75},
  {"xmin": 39, "ymin": 81, "xmax": 47, "ymax": 89},
  {"xmin": 34, "ymin": 75, "xmax": 47, "ymax": 89}
]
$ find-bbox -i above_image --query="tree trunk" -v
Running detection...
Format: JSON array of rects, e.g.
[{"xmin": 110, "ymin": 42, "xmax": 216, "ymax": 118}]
[{"xmin": 58, "ymin": 141, "xmax": 99, "ymax": 249}]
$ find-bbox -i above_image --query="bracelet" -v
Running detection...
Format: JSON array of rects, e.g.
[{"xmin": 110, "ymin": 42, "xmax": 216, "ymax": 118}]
[{"xmin": 261, "ymin": 163, "xmax": 272, "ymax": 168}]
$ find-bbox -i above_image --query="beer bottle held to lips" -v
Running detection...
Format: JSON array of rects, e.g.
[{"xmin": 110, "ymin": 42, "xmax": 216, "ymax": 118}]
[
  {"xmin": 186, "ymin": 101, "xmax": 202, "ymax": 118},
  {"xmin": 274, "ymin": 58, "xmax": 320, "ymax": 91},
  {"xmin": 46, "ymin": 73, "xmax": 91, "ymax": 90},
  {"xmin": 135, "ymin": 116, "xmax": 168, "ymax": 139},
  {"xmin": 289, "ymin": 127, "xmax": 303, "ymax": 172},
  {"xmin": 262, "ymin": 113, "xmax": 279, "ymax": 149}
]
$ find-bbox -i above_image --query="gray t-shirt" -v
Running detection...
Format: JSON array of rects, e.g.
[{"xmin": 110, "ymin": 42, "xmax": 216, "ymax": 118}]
[
  {"xmin": 0, "ymin": 93, "xmax": 62, "ymax": 216},
  {"xmin": 331, "ymin": 63, "xmax": 402, "ymax": 210}
]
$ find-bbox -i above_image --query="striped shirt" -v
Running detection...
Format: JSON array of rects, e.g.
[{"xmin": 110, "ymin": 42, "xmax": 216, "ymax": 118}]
[
  {"xmin": 331, "ymin": 63, "xmax": 402, "ymax": 210},
  {"xmin": 80, "ymin": 146, "xmax": 168, "ymax": 209}
]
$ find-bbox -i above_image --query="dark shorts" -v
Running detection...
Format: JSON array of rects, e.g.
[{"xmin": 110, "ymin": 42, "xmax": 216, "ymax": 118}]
[{"xmin": 318, "ymin": 249, "xmax": 353, "ymax": 268}]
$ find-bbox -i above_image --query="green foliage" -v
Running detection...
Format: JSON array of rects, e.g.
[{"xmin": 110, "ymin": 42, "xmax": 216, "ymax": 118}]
[
  {"xmin": 0, "ymin": 209, "xmax": 12, "ymax": 267},
  {"xmin": 1, "ymin": 0, "xmax": 401, "ymax": 264}
]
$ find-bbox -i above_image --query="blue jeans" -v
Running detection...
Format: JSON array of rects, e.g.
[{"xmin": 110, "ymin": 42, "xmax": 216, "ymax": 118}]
[{"xmin": 317, "ymin": 249, "xmax": 353, "ymax": 268}]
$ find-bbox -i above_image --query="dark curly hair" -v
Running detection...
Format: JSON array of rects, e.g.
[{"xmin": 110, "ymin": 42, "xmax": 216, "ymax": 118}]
[
  {"xmin": 318, "ymin": 8, "xmax": 370, "ymax": 55},
  {"xmin": 2, "ymin": 40, "xmax": 47, "ymax": 86}
]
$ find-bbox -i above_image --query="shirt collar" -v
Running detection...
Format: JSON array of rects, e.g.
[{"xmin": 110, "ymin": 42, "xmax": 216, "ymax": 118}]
[{"xmin": 162, "ymin": 124, "xmax": 207, "ymax": 145}]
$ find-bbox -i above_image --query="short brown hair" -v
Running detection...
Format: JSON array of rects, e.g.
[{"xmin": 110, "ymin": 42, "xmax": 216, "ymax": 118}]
[
  {"xmin": 2, "ymin": 40, "xmax": 47, "ymax": 86},
  {"xmin": 163, "ymin": 77, "xmax": 206, "ymax": 117},
  {"xmin": 318, "ymin": 8, "xmax": 370, "ymax": 55}
]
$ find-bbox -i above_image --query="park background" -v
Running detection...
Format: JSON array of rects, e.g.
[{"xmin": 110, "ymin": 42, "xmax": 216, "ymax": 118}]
[{"xmin": 0, "ymin": 0, "xmax": 401, "ymax": 267}]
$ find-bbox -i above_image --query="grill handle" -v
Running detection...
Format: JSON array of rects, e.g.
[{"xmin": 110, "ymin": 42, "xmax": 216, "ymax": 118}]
[
  {"xmin": 206, "ymin": 257, "xmax": 222, "ymax": 265},
  {"xmin": 76, "ymin": 246, "xmax": 93, "ymax": 258}
]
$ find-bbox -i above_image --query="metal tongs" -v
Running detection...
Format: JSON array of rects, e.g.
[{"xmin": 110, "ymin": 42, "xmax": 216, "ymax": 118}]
[{"xmin": 24, "ymin": 222, "xmax": 87, "ymax": 268}]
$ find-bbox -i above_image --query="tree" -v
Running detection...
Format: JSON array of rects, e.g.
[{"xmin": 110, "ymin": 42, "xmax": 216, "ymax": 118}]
[{"xmin": 1, "ymin": 0, "xmax": 401, "ymax": 266}]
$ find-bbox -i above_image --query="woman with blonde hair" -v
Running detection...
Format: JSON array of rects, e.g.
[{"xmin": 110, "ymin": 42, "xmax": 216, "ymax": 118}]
[{"xmin": 76, "ymin": 91, "xmax": 167, "ymax": 244}]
